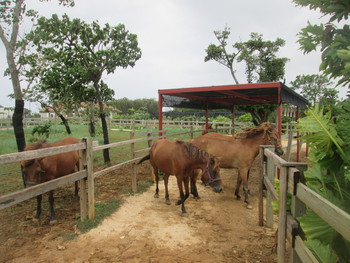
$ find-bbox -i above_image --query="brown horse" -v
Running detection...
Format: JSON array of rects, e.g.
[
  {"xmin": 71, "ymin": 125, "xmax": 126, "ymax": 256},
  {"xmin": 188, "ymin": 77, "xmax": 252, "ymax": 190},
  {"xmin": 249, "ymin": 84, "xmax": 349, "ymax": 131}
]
[
  {"xmin": 138, "ymin": 138, "xmax": 222, "ymax": 214},
  {"xmin": 21, "ymin": 137, "xmax": 81, "ymax": 222},
  {"xmin": 191, "ymin": 122, "xmax": 283, "ymax": 208}
]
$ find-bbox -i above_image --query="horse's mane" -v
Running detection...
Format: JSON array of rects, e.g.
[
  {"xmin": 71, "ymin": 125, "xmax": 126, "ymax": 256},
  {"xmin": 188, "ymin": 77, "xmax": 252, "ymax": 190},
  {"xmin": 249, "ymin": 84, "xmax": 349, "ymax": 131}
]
[
  {"xmin": 175, "ymin": 139, "xmax": 211, "ymax": 161},
  {"xmin": 22, "ymin": 140, "xmax": 47, "ymax": 167},
  {"xmin": 234, "ymin": 122, "xmax": 275, "ymax": 139}
]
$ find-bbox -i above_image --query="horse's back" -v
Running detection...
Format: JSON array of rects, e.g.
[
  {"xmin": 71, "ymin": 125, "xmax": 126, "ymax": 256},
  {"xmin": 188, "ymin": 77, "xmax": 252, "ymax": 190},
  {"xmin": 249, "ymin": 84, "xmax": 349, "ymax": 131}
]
[
  {"xmin": 191, "ymin": 134, "xmax": 240, "ymax": 168},
  {"xmin": 43, "ymin": 137, "xmax": 81, "ymax": 179},
  {"xmin": 150, "ymin": 139, "xmax": 185, "ymax": 175},
  {"xmin": 202, "ymin": 132, "xmax": 234, "ymax": 141}
]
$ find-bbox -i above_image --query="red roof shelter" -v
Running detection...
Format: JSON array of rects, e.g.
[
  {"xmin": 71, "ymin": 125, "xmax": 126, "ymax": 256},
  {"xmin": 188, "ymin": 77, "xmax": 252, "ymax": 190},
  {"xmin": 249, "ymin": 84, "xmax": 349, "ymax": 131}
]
[{"xmin": 158, "ymin": 82, "xmax": 309, "ymax": 161}]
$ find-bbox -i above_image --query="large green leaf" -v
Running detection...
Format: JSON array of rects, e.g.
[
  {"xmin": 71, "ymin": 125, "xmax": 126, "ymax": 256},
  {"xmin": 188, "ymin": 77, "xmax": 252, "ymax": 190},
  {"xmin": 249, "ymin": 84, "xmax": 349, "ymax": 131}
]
[
  {"xmin": 297, "ymin": 104, "xmax": 345, "ymax": 162},
  {"xmin": 304, "ymin": 239, "xmax": 338, "ymax": 263},
  {"xmin": 299, "ymin": 210, "xmax": 338, "ymax": 243}
]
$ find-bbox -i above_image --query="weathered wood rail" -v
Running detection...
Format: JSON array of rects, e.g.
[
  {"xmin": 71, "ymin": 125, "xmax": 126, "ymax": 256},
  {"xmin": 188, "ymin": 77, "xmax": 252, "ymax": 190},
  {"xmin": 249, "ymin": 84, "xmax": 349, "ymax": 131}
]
[
  {"xmin": 258, "ymin": 145, "xmax": 350, "ymax": 263},
  {"xmin": 0, "ymin": 126, "xmax": 221, "ymax": 221}
]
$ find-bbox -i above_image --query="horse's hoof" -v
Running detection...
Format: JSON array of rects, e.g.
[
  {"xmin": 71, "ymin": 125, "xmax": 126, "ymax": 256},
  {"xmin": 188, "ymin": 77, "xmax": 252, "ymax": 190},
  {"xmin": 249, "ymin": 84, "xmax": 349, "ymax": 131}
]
[
  {"xmin": 246, "ymin": 204, "xmax": 253, "ymax": 209},
  {"xmin": 49, "ymin": 219, "xmax": 57, "ymax": 225},
  {"xmin": 154, "ymin": 193, "xmax": 159, "ymax": 198},
  {"xmin": 33, "ymin": 217, "xmax": 39, "ymax": 222},
  {"xmin": 235, "ymin": 195, "xmax": 241, "ymax": 200},
  {"xmin": 165, "ymin": 200, "xmax": 171, "ymax": 205},
  {"xmin": 175, "ymin": 200, "xmax": 182, "ymax": 206}
]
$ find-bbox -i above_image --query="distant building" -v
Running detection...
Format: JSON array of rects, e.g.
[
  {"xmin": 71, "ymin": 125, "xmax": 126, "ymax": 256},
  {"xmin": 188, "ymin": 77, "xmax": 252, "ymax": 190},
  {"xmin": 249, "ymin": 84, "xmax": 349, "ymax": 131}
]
[
  {"xmin": 0, "ymin": 106, "xmax": 14, "ymax": 119},
  {"xmin": 39, "ymin": 103, "xmax": 119, "ymax": 120}
]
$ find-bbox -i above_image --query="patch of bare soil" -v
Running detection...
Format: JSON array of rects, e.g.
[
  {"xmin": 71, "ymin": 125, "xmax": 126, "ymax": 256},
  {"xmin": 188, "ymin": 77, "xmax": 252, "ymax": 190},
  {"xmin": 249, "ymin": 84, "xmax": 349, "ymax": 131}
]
[{"xmin": 2, "ymin": 159, "xmax": 280, "ymax": 263}]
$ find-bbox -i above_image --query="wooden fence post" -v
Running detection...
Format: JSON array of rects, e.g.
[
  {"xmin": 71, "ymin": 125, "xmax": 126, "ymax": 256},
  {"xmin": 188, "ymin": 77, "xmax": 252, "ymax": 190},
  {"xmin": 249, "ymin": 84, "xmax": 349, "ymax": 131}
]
[
  {"xmin": 79, "ymin": 143, "xmax": 87, "ymax": 221},
  {"xmin": 258, "ymin": 146, "xmax": 265, "ymax": 226},
  {"xmin": 266, "ymin": 146, "xmax": 275, "ymax": 228},
  {"xmin": 83, "ymin": 137, "xmax": 94, "ymax": 220},
  {"xmin": 130, "ymin": 131, "xmax": 137, "ymax": 193},
  {"xmin": 147, "ymin": 131, "xmax": 152, "ymax": 147},
  {"xmin": 277, "ymin": 166, "xmax": 288, "ymax": 263}
]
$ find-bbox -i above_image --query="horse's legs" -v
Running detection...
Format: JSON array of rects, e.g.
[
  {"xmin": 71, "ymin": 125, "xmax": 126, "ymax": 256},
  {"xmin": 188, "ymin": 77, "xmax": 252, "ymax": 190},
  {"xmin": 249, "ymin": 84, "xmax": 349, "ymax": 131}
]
[
  {"xmin": 48, "ymin": 190, "xmax": 56, "ymax": 222},
  {"xmin": 175, "ymin": 176, "xmax": 189, "ymax": 214},
  {"xmin": 190, "ymin": 171, "xmax": 200, "ymax": 199},
  {"xmin": 240, "ymin": 167, "xmax": 252, "ymax": 209},
  {"xmin": 153, "ymin": 167, "xmax": 159, "ymax": 198},
  {"xmin": 234, "ymin": 174, "xmax": 242, "ymax": 200},
  {"xmin": 34, "ymin": 194, "xmax": 42, "ymax": 220},
  {"xmin": 164, "ymin": 174, "xmax": 171, "ymax": 205}
]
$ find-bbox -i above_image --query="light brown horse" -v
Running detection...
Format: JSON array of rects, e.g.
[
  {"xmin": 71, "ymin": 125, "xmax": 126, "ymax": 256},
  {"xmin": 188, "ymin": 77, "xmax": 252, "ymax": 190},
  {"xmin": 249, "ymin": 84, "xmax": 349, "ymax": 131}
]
[
  {"xmin": 21, "ymin": 137, "xmax": 80, "ymax": 222},
  {"xmin": 138, "ymin": 138, "xmax": 222, "ymax": 214},
  {"xmin": 191, "ymin": 122, "xmax": 283, "ymax": 208}
]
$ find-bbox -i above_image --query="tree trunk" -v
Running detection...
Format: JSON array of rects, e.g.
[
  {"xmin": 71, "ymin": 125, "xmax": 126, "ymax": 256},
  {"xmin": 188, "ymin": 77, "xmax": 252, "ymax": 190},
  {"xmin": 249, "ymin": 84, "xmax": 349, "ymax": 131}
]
[
  {"xmin": 12, "ymin": 99, "xmax": 26, "ymax": 152},
  {"xmin": 88, "ymin": 120, "xmax": 95, "ymax": 137},
  {"xmin": 58, "ymin": 114, "xmax": 71, "ymax": 134},
  {"xmin": 100, "ymin": 112, "xmax": 110, "ymax": 163}
]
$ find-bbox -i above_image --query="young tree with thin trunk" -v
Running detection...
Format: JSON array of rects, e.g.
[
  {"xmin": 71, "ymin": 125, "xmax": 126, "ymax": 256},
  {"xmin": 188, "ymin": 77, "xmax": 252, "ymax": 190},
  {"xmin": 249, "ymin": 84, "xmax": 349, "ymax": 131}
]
[{"xmin": 27, "ymin": 14, "xmax": 142, "ymax": 163}]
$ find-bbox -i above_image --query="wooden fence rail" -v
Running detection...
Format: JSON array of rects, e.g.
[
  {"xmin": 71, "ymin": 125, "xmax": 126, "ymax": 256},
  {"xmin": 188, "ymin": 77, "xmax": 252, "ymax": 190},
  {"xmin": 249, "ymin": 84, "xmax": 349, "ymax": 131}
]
[{"xmin": 259, "ymin": 146, "xmax": 350, "ymax": 263}]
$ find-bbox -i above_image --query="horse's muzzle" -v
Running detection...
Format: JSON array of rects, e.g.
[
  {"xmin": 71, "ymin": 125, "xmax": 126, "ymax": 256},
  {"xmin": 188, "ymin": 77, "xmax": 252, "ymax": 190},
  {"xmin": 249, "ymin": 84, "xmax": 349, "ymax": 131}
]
[
  {"xmin": 276, "ymin": 147, "xmax": 284, "ymax": 156},
  {"xmin": 213, "ymin": 185, "xmax": 223, "ymax": 193}
]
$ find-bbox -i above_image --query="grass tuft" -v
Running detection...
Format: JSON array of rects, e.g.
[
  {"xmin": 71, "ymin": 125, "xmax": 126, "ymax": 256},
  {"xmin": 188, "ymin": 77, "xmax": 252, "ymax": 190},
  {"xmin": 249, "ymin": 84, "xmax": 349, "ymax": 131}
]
[{"xmin": 76, "ymin": 199, "xmax": 123, "ymax": 233}]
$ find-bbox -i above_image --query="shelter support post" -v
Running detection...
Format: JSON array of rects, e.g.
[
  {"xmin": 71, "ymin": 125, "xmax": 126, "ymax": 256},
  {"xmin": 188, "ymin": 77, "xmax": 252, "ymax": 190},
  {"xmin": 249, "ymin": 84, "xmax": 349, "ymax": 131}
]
[
  {"xmin": 158, "ymin": 93, "xmax": 163, "ymax": 136},
  {"xmin": 231, "ymin": 105, "xmax": 235, "ymax": 135},
  {"xmin": 296, "ymin": 107, "xmax": 300, "ymax": 162},
  {"xmin": 205, "ymin": 102, "xmax": 209, "ymax": 129}
]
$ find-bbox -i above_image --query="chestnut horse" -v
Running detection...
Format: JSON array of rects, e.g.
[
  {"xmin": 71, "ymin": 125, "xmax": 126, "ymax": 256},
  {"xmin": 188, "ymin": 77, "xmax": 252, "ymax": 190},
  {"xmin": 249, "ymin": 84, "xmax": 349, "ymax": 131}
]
[
  {"xmin": 138, "ymin": 138, "xmax": 222, "ymax": 214},
  {"xmin": 21, "ymin": 137, "xmax": 80, "ymax": 222},
  {"xmin": 191, "ymin": 122, "xmax": 283, "ymax": 208}
]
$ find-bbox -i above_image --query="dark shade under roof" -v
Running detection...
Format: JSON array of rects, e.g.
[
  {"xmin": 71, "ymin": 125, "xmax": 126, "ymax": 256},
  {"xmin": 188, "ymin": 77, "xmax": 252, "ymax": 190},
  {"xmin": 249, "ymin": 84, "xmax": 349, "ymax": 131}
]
[{"xmin": 159, "ymin": 82, "xmax": 309, "ymax": 110}]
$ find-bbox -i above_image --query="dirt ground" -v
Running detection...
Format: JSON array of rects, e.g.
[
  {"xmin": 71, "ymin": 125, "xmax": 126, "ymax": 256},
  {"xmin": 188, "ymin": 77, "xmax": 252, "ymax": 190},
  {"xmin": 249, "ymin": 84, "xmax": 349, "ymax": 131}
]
[{"xmin": 1, "ymin": 158, "xmax": 282, "ymax": 263}]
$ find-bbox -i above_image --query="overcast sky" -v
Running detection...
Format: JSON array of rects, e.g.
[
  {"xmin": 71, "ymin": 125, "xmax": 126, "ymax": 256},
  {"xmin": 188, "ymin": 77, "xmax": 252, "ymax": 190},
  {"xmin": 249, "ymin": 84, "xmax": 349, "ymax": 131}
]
[{"xmin": 0, "ymin": 0, "xmax": 347, "ymax": 112}]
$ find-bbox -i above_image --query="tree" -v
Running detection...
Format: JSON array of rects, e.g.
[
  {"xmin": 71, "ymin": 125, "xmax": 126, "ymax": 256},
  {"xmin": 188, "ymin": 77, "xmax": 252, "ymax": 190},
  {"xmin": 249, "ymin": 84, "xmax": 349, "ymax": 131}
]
[
  {"xmin": 205, "ymin": 29, "xmax": 289, "ymax": 125},
  {"xmin": 294, "ymin": 0, "xmax": 350, "ymax": 88},
  {"xmin": 205, "ymin": 26, "xmax": 240, "ymax": 84},
  {"xmin": 290, "ymin": 74, "xmax": 338, "ymax": 107},
  {"xmin": 0, "ymin": 0, "xmax": 74, "ymax": 152},
  {"xmin": 27, "ymin": 14, "xmax": 142, "ymax": 163}
]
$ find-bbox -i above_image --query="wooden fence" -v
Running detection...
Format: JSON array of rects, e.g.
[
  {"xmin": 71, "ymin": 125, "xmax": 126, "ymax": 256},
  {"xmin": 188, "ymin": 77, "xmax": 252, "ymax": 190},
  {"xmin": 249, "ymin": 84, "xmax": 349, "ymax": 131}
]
[
  {"xmin": 258, "ymin": 145, "xmax": 350, "ymax": 263},
  {"xmin": 0, "ymin": 125, "xmax": 221, "ymax": 221}
]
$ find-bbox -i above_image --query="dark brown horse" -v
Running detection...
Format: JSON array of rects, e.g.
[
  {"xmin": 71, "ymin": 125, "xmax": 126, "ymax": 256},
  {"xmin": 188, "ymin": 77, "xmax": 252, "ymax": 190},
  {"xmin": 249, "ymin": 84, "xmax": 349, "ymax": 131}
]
[
  {"xmin": 191, "ymin": 122, "xmax": 283, "ymax": 208},
  {"xmin": 21, "ymin": 137, "xmax": 81, "ymax": 222},
  {"xmin": 138, "ymin": 138, "xmax": 222, "ymax": 214}
]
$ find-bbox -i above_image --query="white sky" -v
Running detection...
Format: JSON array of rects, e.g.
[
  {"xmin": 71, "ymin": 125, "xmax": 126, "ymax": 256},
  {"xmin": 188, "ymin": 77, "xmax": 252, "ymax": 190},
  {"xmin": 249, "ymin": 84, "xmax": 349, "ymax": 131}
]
[{"xmin": 0, "ymin": 0, "xmax": 348, "ymax": 112}]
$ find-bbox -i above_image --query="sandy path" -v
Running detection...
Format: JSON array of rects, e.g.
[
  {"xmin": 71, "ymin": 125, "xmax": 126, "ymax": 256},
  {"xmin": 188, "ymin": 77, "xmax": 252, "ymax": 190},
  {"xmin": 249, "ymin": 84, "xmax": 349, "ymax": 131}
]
[{"xmin": 11, "ymin": 167, "xmax": 277, "ymax": 263}]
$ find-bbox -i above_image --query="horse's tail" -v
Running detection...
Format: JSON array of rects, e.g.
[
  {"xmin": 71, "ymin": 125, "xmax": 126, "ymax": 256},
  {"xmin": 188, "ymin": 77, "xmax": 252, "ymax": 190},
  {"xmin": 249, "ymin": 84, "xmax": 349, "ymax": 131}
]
[{"xmin": 138, "ymin": 154, "xmax": 150, "ymax": 164}]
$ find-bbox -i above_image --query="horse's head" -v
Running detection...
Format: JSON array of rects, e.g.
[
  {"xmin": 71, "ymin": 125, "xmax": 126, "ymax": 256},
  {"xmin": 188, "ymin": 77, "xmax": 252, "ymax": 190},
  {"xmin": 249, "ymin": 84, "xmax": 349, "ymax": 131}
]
[
  {"xmin": 21, "ymin": 158, "xmax": 46, "ymax": 187},
  {"xmin": 202, "ymin": 157, "xmax": 223, "ymax": 193},
  {"xmin": 263, "ymin": 123, "xmax": 284, "ymax": 156}
]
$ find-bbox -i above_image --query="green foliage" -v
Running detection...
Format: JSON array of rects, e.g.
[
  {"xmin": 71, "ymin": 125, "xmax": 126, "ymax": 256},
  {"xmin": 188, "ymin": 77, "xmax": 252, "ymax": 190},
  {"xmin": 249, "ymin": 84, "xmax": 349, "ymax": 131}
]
[
  {"xmin": 205, "ymin": 28, "xmax": 288, "ymax": 124},
  {"xmin": 213, "ymin": 115, "xmax": 231, "ymax": 123},
  {"xmin": 237, "ymin": 113, "xmax": 252, "ymax": 122},
  {"xmin": 294, "ymin": 0, "xmax": 350, "ymax": 87},
  {"xmin": 31, "ymin": 122, "xmax": 52, "ymax": 138},
  {"xmin": 290, "ymin": 74, "xmax": 338, "ymax": 107},
  {"xmin": 297, "ymin": 103, "xmax": 350, "ymax": 261}
]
